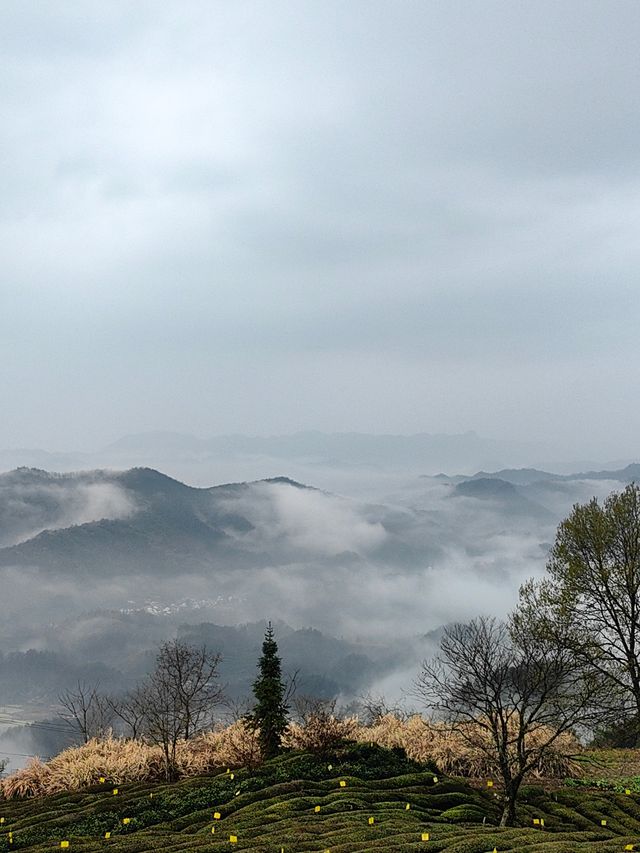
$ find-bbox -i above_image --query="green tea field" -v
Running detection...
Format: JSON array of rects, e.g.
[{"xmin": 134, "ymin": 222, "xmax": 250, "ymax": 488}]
[{"xmin": 1, "ymin": 745, "xmax": 640, "ymax": 852}]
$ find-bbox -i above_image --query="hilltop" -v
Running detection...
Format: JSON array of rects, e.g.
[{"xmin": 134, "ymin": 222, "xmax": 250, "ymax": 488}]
[{"xmin": 1, "ymin": 743, "xmax": 639, "ymax": 852}]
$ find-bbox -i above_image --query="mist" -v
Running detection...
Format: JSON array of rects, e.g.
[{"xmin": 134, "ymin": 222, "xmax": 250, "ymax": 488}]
[{"xmin": 0, "ymin": 456, "xmax": 627, "ymax": 749}]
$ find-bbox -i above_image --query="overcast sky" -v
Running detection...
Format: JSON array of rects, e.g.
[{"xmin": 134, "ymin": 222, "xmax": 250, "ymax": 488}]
[{"xmin": 2, "ymin": 1, "xmax": 640, "ymax": 457}]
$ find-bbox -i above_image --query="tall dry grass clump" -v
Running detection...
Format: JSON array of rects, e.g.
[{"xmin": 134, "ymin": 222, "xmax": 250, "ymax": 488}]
[
  {"xmin": 0, "ymin": 713, "xmax": 580, "ymax": 800},
  {"xmin": 188, "ymin": 721, "xmax": 262, "ymax": 772},
  {"xmin": 0, "ymin": 723, "xmax": 261, "ymax": 800},
  {"xmin": 1, "ymin": 738, "xmax": 164, "ymax": 799},
  {"xmin": 355, "ymin": 713, "xmax": 581, "ymax": 778}
]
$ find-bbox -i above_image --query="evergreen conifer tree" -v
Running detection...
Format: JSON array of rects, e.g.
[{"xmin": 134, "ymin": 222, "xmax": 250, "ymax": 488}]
[{"xmin": 249, "ymin": 622, "xmax": 288, "ymax": 759}]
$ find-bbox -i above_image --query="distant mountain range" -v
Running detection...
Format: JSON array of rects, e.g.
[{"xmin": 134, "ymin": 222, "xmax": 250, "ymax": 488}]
[
  {"xmin": 2, "ymin": 460, "xmax": 638, "ymax": 579},
  {"xmin": 440, "ymin": 462, "xmax": 640, "ymax": 486},
  {"xmin": 0, "ymin": 430, "xmax": 553, "ymax": 480},
  {"xmin": 0, "ymin": 467, "xmax": 316, "ymax": 575}
]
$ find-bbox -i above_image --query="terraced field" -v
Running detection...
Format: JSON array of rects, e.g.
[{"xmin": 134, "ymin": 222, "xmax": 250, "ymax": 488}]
[{"xmin": 1, "ymin": 745, "xmax": 640, "ymax": 852}]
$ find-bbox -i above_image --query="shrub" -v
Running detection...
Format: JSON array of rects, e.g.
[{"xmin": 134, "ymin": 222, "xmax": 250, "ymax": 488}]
[
  {"xmin": 440, "ymin": 803, "xmax": 488, "ymax": 823},
  {"xmin": 284, "ymin": 712, "xmax": 358, "ymax": 754}
]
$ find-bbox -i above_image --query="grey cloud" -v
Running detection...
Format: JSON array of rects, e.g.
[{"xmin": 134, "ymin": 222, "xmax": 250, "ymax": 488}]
[{"xmin": 1, "ymin": 1, "xmax": 640, "ymax": 454}]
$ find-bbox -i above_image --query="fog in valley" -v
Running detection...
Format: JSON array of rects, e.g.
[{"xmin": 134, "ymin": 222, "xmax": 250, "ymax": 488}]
[{"xmin": 0, "ymin": 434, "xmax": 635, "ymax": 771}]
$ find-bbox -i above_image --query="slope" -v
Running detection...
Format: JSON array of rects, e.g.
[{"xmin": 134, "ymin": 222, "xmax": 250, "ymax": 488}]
[{"xmin": 1, "ymin": 744, "xmax": 640, "ymax": 852}]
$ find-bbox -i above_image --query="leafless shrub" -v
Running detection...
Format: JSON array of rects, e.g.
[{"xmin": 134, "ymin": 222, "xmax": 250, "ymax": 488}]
[{"xmin": 284, "ymin": 696, "xmax": 358, "ymax": 753}]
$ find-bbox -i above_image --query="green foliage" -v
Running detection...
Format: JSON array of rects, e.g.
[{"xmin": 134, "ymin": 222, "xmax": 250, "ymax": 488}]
[
  {"xmin": 441, "ymin": 803, "xmax": 489, "ymax": 823},
  {"xmin": 1, "ymin": 745, "xmax": 640, "ymax": 851},
  {"xmin": 542, "ymin": 483, "xmax": 640, "ymax": 742},
  {"xmin": 591, "ymin": 715, "xmax": 640, "ymax": 748},
  {"xmin": 248, "ymin": 623, "xmax": 288, "ymax": 760},
  {"xmin": 565, "ymin": 776, "xmax": 640, "ymax": 794}
]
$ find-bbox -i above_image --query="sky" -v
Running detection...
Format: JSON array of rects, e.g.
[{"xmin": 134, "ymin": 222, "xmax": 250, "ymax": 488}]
[{"xmin": 2, "ymin": 0, "xmax": 640, "ymax": 457}]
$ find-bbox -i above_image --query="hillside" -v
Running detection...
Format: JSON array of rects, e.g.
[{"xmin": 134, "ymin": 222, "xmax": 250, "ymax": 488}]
[
  {"xmin": 0, "ymin": 467, "xmax": 403, "ymax": 578},
  {"xmin": 1, "ymin": 744, "xmax": 639, "ymax": 852},
  {"xmin": 453, "ymin": 477, "xmax": 555, "ymax": 521},
  {"xmin": 0, "ymin": 468, "xmax": 270, "ymax": 574},
  {"xmin": 0, "ymin": 462, "xmax": 633, "ymax": 743}
]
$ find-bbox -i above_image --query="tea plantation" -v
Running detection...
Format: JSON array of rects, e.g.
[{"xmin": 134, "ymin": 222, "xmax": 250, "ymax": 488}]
[{"xmin": 1, "ymin": 744, "xmax": 640, "ymax": 852}]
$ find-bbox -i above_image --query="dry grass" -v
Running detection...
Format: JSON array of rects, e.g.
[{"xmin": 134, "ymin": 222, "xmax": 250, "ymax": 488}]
[
  {"xmin": 356, "ymin": 713, "xmax": 581, "ymax": 779},
  {"xmin": 284, "ymin": 715, "xmax": 359, "ymax": 752},
  {"xmin": 576, "ymin": 747, "xmax": 640, "ymax": 780},
  {"xmin": 0, "ymin": 721, "xmax": 261, "ymax": 800},
  {"xmin": 1, "ymin": 713, "xmax": 580, "ymax": 799}
]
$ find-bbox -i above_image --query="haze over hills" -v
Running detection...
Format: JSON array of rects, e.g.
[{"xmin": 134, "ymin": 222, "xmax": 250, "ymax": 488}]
[
  {"xmin": 0, "ymin": 430, "xmax": 623, "ymax": 492},
  {"xmin": 0, "ymin": 458, "xmax": 636, "ymax": 769},
  {"xmin": 1, "ymin": 460, "xmax": 636, "ymax": 605}
]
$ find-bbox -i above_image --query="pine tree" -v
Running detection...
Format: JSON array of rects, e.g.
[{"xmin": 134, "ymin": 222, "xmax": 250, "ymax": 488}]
[{"xmin": 249, "ymin": 622, "xmax": 288, "ymax": 759}]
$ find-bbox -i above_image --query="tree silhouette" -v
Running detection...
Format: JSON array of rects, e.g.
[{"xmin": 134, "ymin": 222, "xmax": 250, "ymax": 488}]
[{"xmin": 249, "ymin": 622, "xmax": 289, "ymax": 759}]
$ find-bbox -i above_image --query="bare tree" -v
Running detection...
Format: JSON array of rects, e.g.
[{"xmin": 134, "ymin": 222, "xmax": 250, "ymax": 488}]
[
  {"xmin": 58, "ymin": 681, "xmax": 113, "ymax": 744},
  {"xmin": 107, "ymin": 686, "xmax": 149, "ymax": 739},
  {"xmin": 416, "ymin": 615, "xmax": 607, "ymax": 827},
  {"xmin": 358, "ymin": 692, "xmax": 411, "ymax": 725},
  {"xmin": 137, "ymin": 640, "xmax": 224, "ymax": 780}
]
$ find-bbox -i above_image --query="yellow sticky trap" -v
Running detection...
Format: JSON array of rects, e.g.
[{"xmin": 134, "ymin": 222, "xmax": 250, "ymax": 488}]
[
  {"xmin": 0, "ymin": 818, "xmax": 4, "ymax": 824},
  {"xmin": 624, "ymin": 846, "xmax": 634, "ymax": 851},
  {"xmin": 226, "ymin": 768, "xmax": 230, "ymax": 774},
  {"xmin": 123, "ymin": 818, "xmax": 130, "ymax": 825},
  {"xmin": 626, "ymin": 788, "xmax": 632, "ymax": 795},
  {"xmin": 421, "ymin": 832, "xmax": 430, "ymax": 841},
  {"xmin": 230, "ymin": 773, "xmax": 235, "ymax": 780},
  {"xmin": 533, "ymin": 818, "xmax": 540, "ymax": 825},
  {"xmin": 339, "ymin": 780, "xmax": 346, "ymax": 787},
  {"xmin": 214, "ymin": 812, "xmax": 221, "ymax": 820},
  {"xmin": 405, "ymin": 803, "xmax": 410, "ymax": 810},
  {"xmin": 540, "ymin": 819, "xmax": 545, "ymax": 827},
  {"xmin": 327, "ymin": 764, "xmax": 332, "ymax": 770},
  {"xmin": 601, "ymin": 819, "xmax": 607, "ymax": 825},
  {"xmin": 211, "ymin": 827, "xmax": 215, "ymax": 834},
  {"xmin": 61, "ymin": 843, "xmax": 69, "ymax": 849},
  {"xmin": 99, "ymin": 777, "xmax": 105, "ymax": 783},
  {"xmin": 368, "ymin": 816, "xmax": 374, "ymax": 825},
  {"xmin": 112, "ymin": 788, "xmax": 118, "ymax": 795},
  {"xmin": 487, "ymin": 780, "xmax": 493, "ymax": 787},
  {"xmin": 229, "ymin": 835, "xmax": 238, "ymax": 843},
  {"xmin": 314, "ymin": 805, "xmax": 321, "ymax": 813},
  {"xmin": 104, "ymin": 832, "xmax": 111, "ymax": 839},
  {"xmin": 432, "ymin": 776, "xmax": 438, "ymax": 783},
  {"xmin": 149, "ymin": 793, "xmax": 153, "ymax": 799}
]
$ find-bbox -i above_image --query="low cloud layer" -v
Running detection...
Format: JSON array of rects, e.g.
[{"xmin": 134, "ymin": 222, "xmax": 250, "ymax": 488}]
[
  {"xmin": 0, "ymin": 473, "xmax": 138, "ymax": 547},
  {"xmin": 0, "ymin": 462, "xmax": 628, "ymax": 757},
  {"xmin": 0, "ymin": 466, "xmax": 619, "ymax": 645}
]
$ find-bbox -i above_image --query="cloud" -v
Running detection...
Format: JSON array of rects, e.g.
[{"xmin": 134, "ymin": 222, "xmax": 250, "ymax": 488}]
[
  {"xmin": 265, "ymin": 483, "xmax": 387, "ymax": 555},
  {"xmin": 0, "ymin": 476, "xmax": 138, "ymax": 546},
  {"xmin": 0, "ymin": 2, "xmax": 639, "ymax": 453}
]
